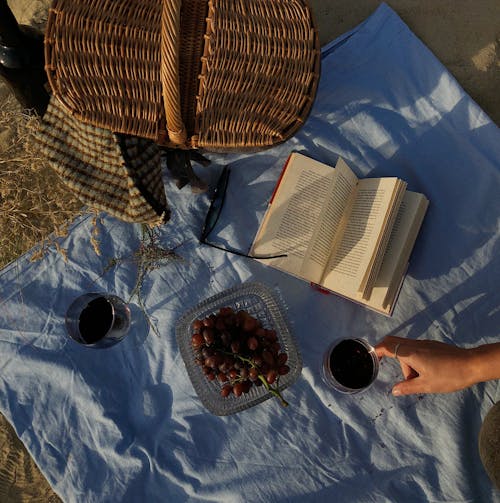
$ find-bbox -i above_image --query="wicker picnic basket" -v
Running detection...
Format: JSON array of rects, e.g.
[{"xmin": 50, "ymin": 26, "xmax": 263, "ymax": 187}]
[{"xmin": 44, "ymin": 0, "xmax": 320, "ymax": 151}]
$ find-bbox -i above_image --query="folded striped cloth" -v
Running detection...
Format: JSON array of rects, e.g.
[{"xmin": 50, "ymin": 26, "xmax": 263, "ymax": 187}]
[{"xmin": 36, "ymin": 96, "xmax": 170, "ymax": 225}]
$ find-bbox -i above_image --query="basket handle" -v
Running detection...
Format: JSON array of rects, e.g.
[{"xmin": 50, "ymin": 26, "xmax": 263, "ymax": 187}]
[{"xmin": 161, "ymin": 0, "xmax": 187, "ymax": 146}]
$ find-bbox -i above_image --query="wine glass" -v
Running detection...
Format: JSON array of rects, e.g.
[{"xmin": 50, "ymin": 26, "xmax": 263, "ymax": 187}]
[
  {"xmin": 65, "ymin": 292, "xmax": 131, "ymax": 348},
  {"xmin": 321, "ymin": 338, "xmax": 379, "ymax": 393}
]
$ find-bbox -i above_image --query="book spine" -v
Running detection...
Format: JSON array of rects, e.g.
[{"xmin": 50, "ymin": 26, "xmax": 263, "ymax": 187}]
[{"xmin": 269, "ymin": 154, "xmax": 293, "ymax": 205}]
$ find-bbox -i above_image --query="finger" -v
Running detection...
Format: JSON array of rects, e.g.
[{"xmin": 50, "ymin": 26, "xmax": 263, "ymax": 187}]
[
  {"xmin": 392, "ymin": 376, "xmax": 426, "ymax": 396},
  {"xmin": 399, "ymin": 360, "xmax": 417, "ymax": 380},
  {"xmin": 374, "ymin": 335, "xmax": 406, "ymax": 359}
]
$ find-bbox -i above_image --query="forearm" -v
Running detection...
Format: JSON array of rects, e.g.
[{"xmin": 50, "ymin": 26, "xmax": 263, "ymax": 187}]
[{"xmin": 468, "ymin": 343, "xmax": 500, "ymax": 385}]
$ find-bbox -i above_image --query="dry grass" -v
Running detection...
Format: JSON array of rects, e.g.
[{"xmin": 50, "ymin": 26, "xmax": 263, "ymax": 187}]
[{"xmin": 0, "ymin": 92, "xmax": 84, "ymax": 268}]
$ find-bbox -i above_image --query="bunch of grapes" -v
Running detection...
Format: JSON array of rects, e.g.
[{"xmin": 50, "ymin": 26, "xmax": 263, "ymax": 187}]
[{"xmin": 191, "ymin": 306, "xmax": 291, "ymax": 406}]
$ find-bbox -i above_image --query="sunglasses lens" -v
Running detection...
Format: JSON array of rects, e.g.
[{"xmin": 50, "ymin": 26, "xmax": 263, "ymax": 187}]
[
  {"xmin": 203, "ymin": 198, "xmax": 223, "ymax": 236},
  {"xmin": 201, "ymin": 167, "xmax": 230, "ymax": 239}
]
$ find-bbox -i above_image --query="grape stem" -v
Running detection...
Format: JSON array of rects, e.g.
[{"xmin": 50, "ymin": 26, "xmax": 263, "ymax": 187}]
[
  {"xmin": 224, "ymin": 351, "xmax": 289, "ymax": 407},
  {"xmin": 257, "ymin": 375, "xmax": 289, "ymax": 407}
]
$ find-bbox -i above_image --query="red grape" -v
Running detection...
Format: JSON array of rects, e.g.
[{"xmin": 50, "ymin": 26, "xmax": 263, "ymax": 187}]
[
  {"xmin": 233, "ymin": 383, "xmax": 244, "ymax": 397},
  {"xmin": 202, "ymin": 328, "xmax": 215, "ymax": 345},
  {"xmin": 192, "ymin": 319, "xmax": 203, "ymax": 331},
  {"xmin": 277, "ymin": 353, "xmax": 288, "ymax": 365},
  {"xmin": 203, "ymin": 316, "xmax": 214, "ymax": 328},
  {"xmin": 191, "ymin": 333, "xmax": 204, "ymax": 348},
  {"xmin": 219, "ymin": 307, "xmax": 234, "ymax": 317},
  {"xmin": 249, "ymin": 368, "xmax": 259, "ymax": 381},
  {"xmin": 190, "ymin": 307, "xmax": 291, "ymax": 403},
  {"xmin": 242, "ymin": 317, "xmax": 258, "ymax": 333},
  {"xmin": 217, "ymin": 372, "xmax": 228, "ymax": 383},
  {"xmin": 266, "ymin": 370, "xmax": 278, "ymax": 385},
  {"xmin": 221, "ymin": 384, "xmax": 233, "ymax": 397},
  {"xmin": 278, "ymin": 364, "xmax": 290, "ymax": 376},
  {"xmin": 262, "ymin": 349, "xmax": 275, "ymax": 367},
  {"xmin": 247, "ymin": 336, "xmax": 258, "ymax": 350}
]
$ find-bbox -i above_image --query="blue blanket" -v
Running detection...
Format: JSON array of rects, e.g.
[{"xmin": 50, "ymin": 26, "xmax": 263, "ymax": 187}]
[{"xmin": 0, "ymin": 4, "xmax": 499, "ymax": 502}]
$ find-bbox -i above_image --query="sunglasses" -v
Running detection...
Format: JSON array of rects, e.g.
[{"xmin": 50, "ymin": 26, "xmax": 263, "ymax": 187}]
[{"xmin": 199, "ymin": 166, "xmax": 287, "ymax": 260}]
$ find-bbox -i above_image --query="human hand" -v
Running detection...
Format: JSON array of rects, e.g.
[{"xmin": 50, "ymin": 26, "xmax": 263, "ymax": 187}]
[{"xmin": 375, "ymin": 336, "xmax": 478, "ymax": 396}]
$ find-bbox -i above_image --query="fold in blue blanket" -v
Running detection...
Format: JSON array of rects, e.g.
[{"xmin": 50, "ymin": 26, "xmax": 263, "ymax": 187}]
[{"xmin": 0, "ymin": 4, "xmax": 499, "ymax": 502}]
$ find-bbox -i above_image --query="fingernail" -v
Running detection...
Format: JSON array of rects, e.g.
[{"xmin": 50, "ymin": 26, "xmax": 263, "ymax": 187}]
[{"xmin": 392, "ymin": 388, "xmax": 401, "ymax": 396}]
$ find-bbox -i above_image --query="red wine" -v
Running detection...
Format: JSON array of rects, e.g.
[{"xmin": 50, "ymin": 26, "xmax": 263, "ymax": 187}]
[
  {"xmin": 78, "ymin": 297, "xmax": 114, "ymax": 344},
  {"xmin": 329, "ymin": 339, "xmax": 374, "ymax": 389}
]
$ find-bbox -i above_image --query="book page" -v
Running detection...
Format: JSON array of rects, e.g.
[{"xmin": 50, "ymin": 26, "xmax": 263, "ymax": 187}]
[
  {"xmin": 320, "ymin": 177, "xmax": 402, "ymax": 296},
  {"xmin": 367, "ymin": 191, "xmax": 429, "ymax": 312},
  {"xmin": 300, "ymin": 157, "xmax": 358, "ymax": 280},
  {"xmin": 358, "ymin": 179, "xmax": 406, "ymax": 298},
  {"xmin": 251, "ymin": 153, "xmax": 336, "ymax": 281}
]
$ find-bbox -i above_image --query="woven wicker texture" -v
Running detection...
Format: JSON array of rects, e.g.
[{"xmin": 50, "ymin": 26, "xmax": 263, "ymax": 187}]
[
  {"xmin": 195, "ymin": 0, "xmax": 320, "ymax": 149},
  {"xmin": 36, "ymin": 96, "xmax": 169, "ymax": 225},
  {"xmin": 45, "ymin": 0, "xmax": 166, "ymax": 142},
  {"xmin": 45, "ymin": 0, "xmax": 320, "ymax": 151}
]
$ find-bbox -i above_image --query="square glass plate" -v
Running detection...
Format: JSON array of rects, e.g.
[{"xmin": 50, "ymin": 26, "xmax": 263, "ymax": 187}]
[{"xmin": 175, "ymin": 282, "xmax": 302, "ymax": 415}]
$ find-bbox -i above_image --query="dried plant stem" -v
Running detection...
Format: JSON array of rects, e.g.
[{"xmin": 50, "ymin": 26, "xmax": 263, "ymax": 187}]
[
  {"xmin": 102, "ymin": 224, "xmax": 184, "ymax": 337},
  {"xmin": 0, "ymin": 94, "xmax": 83, "ymax": 268}
]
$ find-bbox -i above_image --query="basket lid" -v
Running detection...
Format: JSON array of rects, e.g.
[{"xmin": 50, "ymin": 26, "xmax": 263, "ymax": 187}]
[{"xmin": 45, "ymin": 0, "xmax": 320, "ymax": 151}]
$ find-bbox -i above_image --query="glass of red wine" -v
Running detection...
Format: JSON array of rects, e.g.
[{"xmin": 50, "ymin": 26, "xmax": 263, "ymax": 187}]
[
  {"xmin": 322, "ymin": 338, "xmax": 379, "ymax": 393},
  {"xmin": 65, "ymin": 293, "xmax": 131, "ymax": 348}
]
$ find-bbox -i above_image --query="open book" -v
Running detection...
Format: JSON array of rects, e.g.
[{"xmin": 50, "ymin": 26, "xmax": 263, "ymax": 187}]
[{"xmin": 250, "ymin": 152, "xmax": 429, "ymax": 315}]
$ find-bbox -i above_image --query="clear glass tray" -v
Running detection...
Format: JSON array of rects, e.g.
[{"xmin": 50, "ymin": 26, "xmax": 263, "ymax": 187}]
[{"xmin": 175, "ymin": 282, "xmax": 302, "ymax": 415}]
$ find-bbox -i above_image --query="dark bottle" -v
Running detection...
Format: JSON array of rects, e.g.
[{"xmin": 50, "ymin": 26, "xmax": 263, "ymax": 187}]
[{"xmin": 0, "ymin": 0, "xmax": 49, "ymax": 116}]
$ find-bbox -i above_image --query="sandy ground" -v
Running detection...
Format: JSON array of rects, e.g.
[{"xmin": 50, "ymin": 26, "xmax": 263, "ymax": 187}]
[
  {"xmin": 0, "ymin": 0, "xmax": 498, "ymax": 501},
  {"xmin": 310, "ymin": 0, "xmax": 500, "ymax": 126}
]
